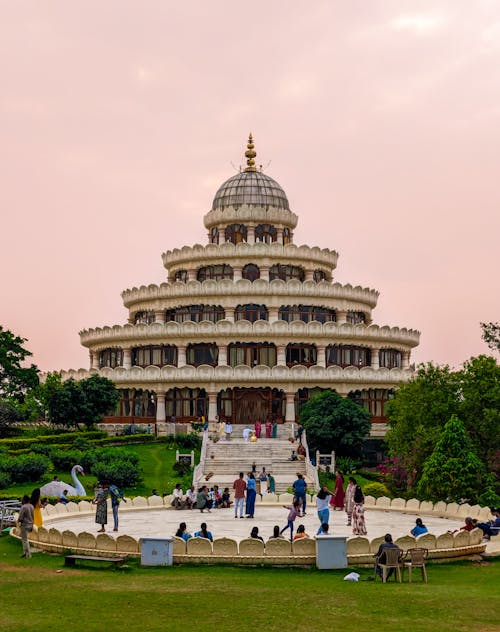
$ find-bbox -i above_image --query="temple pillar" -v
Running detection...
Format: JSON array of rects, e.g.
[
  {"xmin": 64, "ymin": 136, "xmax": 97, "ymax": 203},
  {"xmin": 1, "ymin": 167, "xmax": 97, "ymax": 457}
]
[
  {"xmin": 123, "ymin": 348, "xmax": 132, "ymax": 369},
  {"xmin": 371, "ymin": 348, "xmax": 380, "ymax": 370},
  {"xmin": 277, "ymin": 344, "xmax": 286, "ymax": 366},
  {"xmin": 268, "ymin": 306, "xmax": 279, "ymax": 323},
  {"xmin": 90, "ymin": 350, "xmax": 98, "ymax": 371},
  {"xmin": 187, "ymin": 269, "xmax": 197, "ymax": 281},
  {"xmin": 337, "ymin": 310, "xmax": 347, "ymax": 325},
  {"xmin": 277, "ymin": 227, "xmax": 283, "ymax": 244},
  {"xmin": 233, "ymin": 266, "xmax": 242, "ymax": 281},
  {"xmin": 305, "ymin": 269, "xmax": 314, "ymax": 282},
  {"xmin": 247, "ymin": 225, "xmax": 255, "ymax": 244},
  {"xmin": 285, "ymin": 391, "xmax": 296, "ymax": 423},
  {"xmin": 155, "ymin": 310, "xmax": 164, "ymax": 323},
  {"xmin": 260, "ymin": 266, "xmax": 270, "ymax": 281},
  {"xmin": 177, "ymin": 345, "xmax": 186, "ymax": 367},
  {"xmin": 156, "ymin": 392, "xmax": 166, "ymax": 422},
  {"xmin": 225, "ymin": 307, "xmax": 235, "ymax": 322},
  {"xmin": 317, "ymin": 345, "xmax": 326, "ymax": 368},
  {"xmin": 402, "ymin": 351, "xmax": 410, "ymax": 369},
  {"xmin": 208, "ymin": 392, "xmax": 218, "ymax": 423},
  {"xmin": 218, "ymin": 345, "xmax": 227, "ymax": 366}
]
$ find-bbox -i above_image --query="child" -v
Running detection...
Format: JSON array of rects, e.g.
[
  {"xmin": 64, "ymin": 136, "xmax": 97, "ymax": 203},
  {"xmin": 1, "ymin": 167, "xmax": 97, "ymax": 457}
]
[
  {"xmin": 221, "ymin": 488, "xmax": 232, "ymax": 508},
  {"xmin": 280, "ymin": 500, "xmax": 301, "ymax": 540}
]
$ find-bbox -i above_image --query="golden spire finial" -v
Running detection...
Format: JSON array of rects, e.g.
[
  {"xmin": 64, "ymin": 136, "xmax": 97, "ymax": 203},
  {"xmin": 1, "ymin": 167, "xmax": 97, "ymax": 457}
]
[{"xmin": 244, "ymin": 132, "xmax": 257, "ymax": 172}]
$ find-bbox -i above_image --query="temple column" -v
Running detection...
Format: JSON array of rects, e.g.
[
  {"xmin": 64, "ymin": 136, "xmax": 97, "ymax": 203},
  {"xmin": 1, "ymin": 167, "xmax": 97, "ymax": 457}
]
[
  {"xmin": 208, "ymin": 392, "xmax": 218, "ymax": 423},
  {"xmin": 177, "ymin": 345, "xmax": 186, "ymax": 367},
  {"xmin": 90, "ymin": 350, "xmax": 98, "ymax": 371},
  {"xmin": 402, "ymin": 351, "xmax": 410, "ymax": 369},
  {"xmin": 305, "ymin": 269, "xmax": 314, "ymax": 282},
  {"xmin": 123, "ymin": 348, "xmax": 132, "ymax": 369},
  {"xmin": 187, "ymin": 269, "xmax": 197, "ymax": 281},
  {"xmin": 233, "ymin": 266, "xmax": 242, "ymax": 281},
  {"xmin": 337, "ymin": 310, "xmax": 348, "ymax": 325},
  {"xmin": 156, "ymin": 392, "xmax": 166, "ymax": 422},
  {"xmin": 220, "ymin": 227, "xmax": 228, "ymax": 244},
  {"xmin": 277, "ymin": 344, "xmax": 286, "ymax": 366},
  {"xmin": 317, "ymin": 345, "xmax": 326, "ymax": 368},
  {"xmin": 268, "ymin": 306, "xmax": 279, "ymax": 323},
  {"xmin": 247, "ymin": 225, "xmax": 255, "ymax": 244},
  {"xmin": 277, "ymin": 227, "xmax": 283, "ymax": 244},
  {"xmin": 155, "ymin": 310, "xmax": 164, "ymax": 323},
  {"xmin": 285, "ymin": 391, "xmax": 296, "ymax": 423},
  {"xmin": 225, "ymin": 307, "xmax": 235, "ymax": 322},
  {"xmin": 218, "ymin": 345, "xmax": 227, "ymax": 366},
  {"xmin": 260, "ymin": 266, "xmax": 270, "ymax": 281},
  {"xmin": 371, "ymin": 348, "xmax": 380, "ymax": 370}
]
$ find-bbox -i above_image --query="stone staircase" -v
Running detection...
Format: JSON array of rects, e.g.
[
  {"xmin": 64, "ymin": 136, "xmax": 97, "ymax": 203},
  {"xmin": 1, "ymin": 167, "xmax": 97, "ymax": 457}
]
[{"xmin": 194, "ymin": 428, "xmax": 315, "ymax": 493}]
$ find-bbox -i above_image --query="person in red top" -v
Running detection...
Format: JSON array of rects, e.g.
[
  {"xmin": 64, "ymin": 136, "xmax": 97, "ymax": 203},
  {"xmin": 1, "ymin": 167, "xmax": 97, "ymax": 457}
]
[{"xmin": 233, "ymin": 472, "xmax": 247, "ymax": 519}]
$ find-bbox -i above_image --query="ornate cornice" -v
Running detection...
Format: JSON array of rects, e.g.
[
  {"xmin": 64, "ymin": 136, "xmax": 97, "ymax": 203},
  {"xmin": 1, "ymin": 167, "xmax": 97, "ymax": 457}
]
[
  {"xmin": 79, "ymin": 320, "xmax": 420, "ymax": 350},
  {"xmin": 121, "ymin": 279, "xmax": 379, "ymax": 311},
  {"xmin": 203, "ymin": 205, "xmax": 299, "ymax": 230},
  {"xmin": 161, "ymin": 242, "xmax": 338, "ymax": 273},
  {"xmin": 57, "ymin": 365, "xmax": 414, "ymax": 391}
]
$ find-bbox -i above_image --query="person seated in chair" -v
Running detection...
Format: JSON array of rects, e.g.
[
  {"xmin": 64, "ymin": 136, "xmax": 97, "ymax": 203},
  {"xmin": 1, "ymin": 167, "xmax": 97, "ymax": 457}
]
[{"xmin": 374, "ymin": 533, "xmax": 401, "ymax": 579}]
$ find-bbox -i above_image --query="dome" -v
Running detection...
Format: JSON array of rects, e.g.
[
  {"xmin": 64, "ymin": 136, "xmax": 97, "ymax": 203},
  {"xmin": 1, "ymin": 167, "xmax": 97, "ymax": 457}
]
[{"xmin": 211, "ymin": 170, "xmax": 290, "ymax": 211}]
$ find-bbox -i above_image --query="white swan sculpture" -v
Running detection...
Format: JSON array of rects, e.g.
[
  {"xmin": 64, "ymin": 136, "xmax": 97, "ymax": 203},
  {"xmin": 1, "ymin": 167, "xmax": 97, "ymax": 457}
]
[{"xmin": 40, "ymin": 465, "xmax": 86, "ymax": 497}]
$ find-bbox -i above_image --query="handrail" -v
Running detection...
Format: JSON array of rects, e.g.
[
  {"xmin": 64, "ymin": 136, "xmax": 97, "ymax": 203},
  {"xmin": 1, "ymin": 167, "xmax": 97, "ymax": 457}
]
[
  {"xmin": 302, "ymin": 428, "xmax": 319, "ymax": 491},
  {"xmin": 192, "ymin": 430, "xmax": 208, "ymax": 487}
]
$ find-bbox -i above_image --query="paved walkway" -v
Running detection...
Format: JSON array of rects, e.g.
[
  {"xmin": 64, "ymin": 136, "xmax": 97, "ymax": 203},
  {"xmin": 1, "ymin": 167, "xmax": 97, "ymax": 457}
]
[{"xmin": 49, "ymin": 505, "xmax": 466, "ymax": 542}]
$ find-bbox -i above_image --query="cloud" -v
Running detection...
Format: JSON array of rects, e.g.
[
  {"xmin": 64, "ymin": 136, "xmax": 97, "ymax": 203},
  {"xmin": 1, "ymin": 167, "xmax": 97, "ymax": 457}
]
[{"xmin": 390, "ymin": 13, "xmax": 447, "ymax": 35}]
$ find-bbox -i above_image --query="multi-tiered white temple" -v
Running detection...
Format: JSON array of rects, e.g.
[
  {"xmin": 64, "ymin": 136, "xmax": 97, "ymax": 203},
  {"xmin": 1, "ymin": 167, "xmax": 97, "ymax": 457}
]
[{"xmin": 67, "ymin": 135, "xmax": 419, "ymax": 436}]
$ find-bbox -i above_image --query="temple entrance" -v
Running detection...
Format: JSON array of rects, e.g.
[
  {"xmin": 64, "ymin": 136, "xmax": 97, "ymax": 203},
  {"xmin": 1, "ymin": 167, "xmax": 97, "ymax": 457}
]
[{"xmin": 218, "ymin": 388, "xmax": 285, "ymax": 424}]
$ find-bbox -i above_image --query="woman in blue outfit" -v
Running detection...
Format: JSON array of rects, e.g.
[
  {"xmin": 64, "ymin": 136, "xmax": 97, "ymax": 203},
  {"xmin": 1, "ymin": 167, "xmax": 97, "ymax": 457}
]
[
  {"xmin": 194, "ymin": 522, "xmax": 213, "ymax": 542},
  {"xmin": 245, "ymin": 473, "xmax": 257, "ymax": 518},
  {"xmin": 410, "ymin": 518, "xmax": 428, "ymax": 537}
]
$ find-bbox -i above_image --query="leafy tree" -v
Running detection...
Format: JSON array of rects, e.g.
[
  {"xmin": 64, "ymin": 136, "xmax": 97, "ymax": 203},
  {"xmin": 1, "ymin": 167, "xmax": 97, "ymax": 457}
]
[
  {"xmin": 20, "ymin": 372, "xmax": 63, "ymax": 421},
  {"xmin": 0, "ymin": 399, "xmax": 22, "ymax": 437},
  {"xmin": 417, "ymin": 415, "xmax": 485, "ymax": 503},
  {"xmin": 385, "ymin": 363, "xmax": 460, "ymax": 480},
  {"xmin": 481, "ymin": 321, "xmax": 500, "ymax": 352},
  {"xmin": 299, "ymin": 390, "xmax": 371, "ymax": 457},
  {"xmin": 0, "ymin": 326, "xmax": 39, "ymax": 400},
  {"xmin": 47, "ymin": 375, "xmax": 119, "ymax": 429}
]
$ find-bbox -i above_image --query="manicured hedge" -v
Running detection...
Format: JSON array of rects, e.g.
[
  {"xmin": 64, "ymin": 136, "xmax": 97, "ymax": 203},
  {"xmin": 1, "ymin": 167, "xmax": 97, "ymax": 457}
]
[{"xmin": 0, "ymin": 431, "xmax": 106, "ymax": 451}]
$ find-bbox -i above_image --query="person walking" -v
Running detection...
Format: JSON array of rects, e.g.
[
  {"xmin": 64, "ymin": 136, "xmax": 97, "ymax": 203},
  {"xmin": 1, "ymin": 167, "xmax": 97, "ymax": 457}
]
[
  {"xmin": 245, "ymin": 472, "xmax": 257, "ymax": 518},
  {"xmin": 292, "ymin": 473, "xmax": 308, "ymax": 515},
  {"xmin": 233, "ymin": 472, "xmax": 247, "ymax": 518},
  {"xmin": 344, "ymin": 477, "xmax": 357, "ymax": 526},
  {"xmin": 30, "ymin": 488, "xmax": 43, "ymax": 528},
  {"xmin": 18, "ymin": 495, "xmax": 34, "ymax": 558},
  {"xmin": 352, "ymin": 485, "xmax": 367, "ymax": 536},
  {"xmin": 315, "ymin": 485, "xmax": 334, "ymax": 527},
  {"xmin": 93, "ymin": 481, "xmax": 109, "ymax": 533},
  {"xmin": 330, "ymin": 469, "xmax": 345, "ymax": 510},
  {"xmin": 109, "ymin": 483, "xmax": 127, "ymax": 531},
  {"xmin": 280, "ymin": 500, "xmax": 301, "ymax": 540}
]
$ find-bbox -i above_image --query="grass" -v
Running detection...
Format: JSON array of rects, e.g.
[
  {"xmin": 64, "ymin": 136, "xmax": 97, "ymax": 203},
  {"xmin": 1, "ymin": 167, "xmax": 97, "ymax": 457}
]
[
  {"xmin": 0, "ymin": 535, "xmax": 498, "ymax": 632},
  {"xmin": 1, "ymin": 442, "xmax": 200, "ymax": 500}
]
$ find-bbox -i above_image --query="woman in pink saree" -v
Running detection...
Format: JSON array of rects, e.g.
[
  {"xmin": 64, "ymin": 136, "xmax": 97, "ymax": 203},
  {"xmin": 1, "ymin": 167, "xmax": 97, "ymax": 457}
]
[
  {"xmin": 254, "ymin": 421, "xmax": 262, "ymax": 438},
  {"xmin": 330, "ymin": 470, "xmax": 345, "ymax": 510}
]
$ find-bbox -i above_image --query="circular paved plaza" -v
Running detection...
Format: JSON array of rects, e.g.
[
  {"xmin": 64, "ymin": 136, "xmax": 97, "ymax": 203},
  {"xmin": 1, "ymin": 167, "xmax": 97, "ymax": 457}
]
[{"xmin": 49, "ymin": 504, "xmax": 465, "ymax": 541}]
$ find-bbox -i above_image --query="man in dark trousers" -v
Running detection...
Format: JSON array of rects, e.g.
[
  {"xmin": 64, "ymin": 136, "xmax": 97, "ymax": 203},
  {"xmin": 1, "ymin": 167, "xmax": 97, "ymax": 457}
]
[{"xmin": 374, "ymin": 533, "xmax": 401, "ymax": 579}]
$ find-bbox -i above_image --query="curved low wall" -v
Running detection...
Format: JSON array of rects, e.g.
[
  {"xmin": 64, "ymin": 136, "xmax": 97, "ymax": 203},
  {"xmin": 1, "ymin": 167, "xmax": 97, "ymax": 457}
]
[{"xmin": 10, "ymin": 495, "xmax": 490, "ymax": 565}]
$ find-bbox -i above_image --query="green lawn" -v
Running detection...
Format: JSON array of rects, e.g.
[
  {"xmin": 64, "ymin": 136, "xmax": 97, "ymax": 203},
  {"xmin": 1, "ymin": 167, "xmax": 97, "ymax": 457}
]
[
  {"xmin": 0, "ymin": 535, "xmax": 498, "ymax": 632},
  {"xmin": 1, "ymin": 442, "xmax": 199, "ymax": 500}
]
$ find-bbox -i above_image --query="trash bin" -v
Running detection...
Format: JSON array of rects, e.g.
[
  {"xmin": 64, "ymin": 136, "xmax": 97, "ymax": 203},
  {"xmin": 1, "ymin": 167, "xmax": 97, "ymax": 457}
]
[
  {"xmin": 140, "ymin": 537, "xmax": 173, "ymax": 566},
  {"xmin": 315, "ymin": 535, "xmax": 348, "ymax": 569}
]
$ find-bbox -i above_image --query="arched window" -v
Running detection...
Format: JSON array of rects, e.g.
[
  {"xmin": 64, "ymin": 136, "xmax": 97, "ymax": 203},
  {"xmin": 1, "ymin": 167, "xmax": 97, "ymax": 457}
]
[
  {"xmin": 313, "ymin": 269, "xmax": 327, "ymax": 282},
  {"xmin": 234, "ymin": 304, "xmax": 268, "ymax": 322},
  {"xmin": 165, "ymin": 387, "xmax": 207, "ymax": 419},
  {"xmin": 165, "ymin": 305, "xmax": 224, "ymax": 323},
  {"xmin": 283, "ymin": 227, "xmax": 292, "ymax": 245},
  {"xmin": 197, "ymin": 264, "xmax": 233, "ymax": 282},
  {"xmin": 279, "ymin": 305, "xmax": 336, "ymax": 323},
  {"xmin": 131, "ymin": 345, "xmax": 177, "ymax": 367},
  {"xmin": 326, "ymin": 345, "xmax": 371, "ymax": 368},
  {"xmin": 379, "ymin": 349, "xmax": 402, "ymax": 369},
  {"xmin": 186, "ymin": 343, "xmax": 218, "ymax": 367},
  {"xmin": 242, "ymin": 263, "xmax": 260, "ymax": 282},
  {"xmin": 174, "ymin": 269, "xmax": 188, "ymax": 282},
  {"xmin": 225, "ymin": 224, "xmax": 247, "ymax": 244},
  {"xmin": 99, "ymin": 348, "xmax": 123, "ymax": 369},
  {"xmin": 347, "ymin": 311, "xmax": 366, "ymax": 325},
  {"xmin": 269, "ymin": 264, "xmax": 304, "ymax": 282},
  {"xmin": 286, "ymin": 343, "xmax": 317, "ymax": 367},
  {"xmin": 228, "ymin": 343, "xmax": 277, "ymax": 367},
  {"xmin": 210, "ymin": 227, "xmax": 219, "ymax": 244},
  {"xmin": 118, "ymin": 388, "xmax": 156, "ymax": 418},
  {"xmin": 255, "ymin": 223, "xmax": 277, "ymax": 243},
  {"xmin": 134, "ymin": 311, "xmax": 155, "ymax": 325}
]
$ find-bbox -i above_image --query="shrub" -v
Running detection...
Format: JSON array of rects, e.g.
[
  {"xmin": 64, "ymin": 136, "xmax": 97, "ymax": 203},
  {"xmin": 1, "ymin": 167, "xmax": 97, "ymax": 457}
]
[
  {"xmin": 165, "ymin": 433, "xmax": 201, "ymax": 449},
  {"xmin": 363, "ymin": 481, "xmax": 391, "ymax": 498},
  {"xmin": 0, "ymin": 471, "xmax": 11, "ymax": 488},
  {"xmin": 173, "ymin": 460, "xmax": 192, "ymax": 476},
  {"xmin": 91, "ymin": 459, "xmax": 142, "ymax": 487},
  {"xmin": 2, "ymin": 453, "xmax": 51, "ymax": 483},
  {"xmin": 50, "ymin": 449, "xmax": 85, "ymax": 471},
  {"xmin": 335, "ymin": 456, "xmax": 361, "ymax": 474}
]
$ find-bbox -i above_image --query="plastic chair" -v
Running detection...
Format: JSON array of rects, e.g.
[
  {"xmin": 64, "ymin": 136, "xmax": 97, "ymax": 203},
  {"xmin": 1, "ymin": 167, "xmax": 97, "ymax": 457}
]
[
  {"xmin": 403, "ymin": 548, "xmax": 428, "ymax": 583},
  {"xmin": 375, "ymin": 547, "xmax": 403, "ymax": 583}
]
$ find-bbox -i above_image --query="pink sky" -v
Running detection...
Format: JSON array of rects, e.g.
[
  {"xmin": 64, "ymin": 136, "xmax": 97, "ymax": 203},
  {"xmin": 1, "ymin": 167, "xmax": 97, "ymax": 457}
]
[{"xmin": 1, "ymin": 1, "xmax": 499, "ymax": 372}]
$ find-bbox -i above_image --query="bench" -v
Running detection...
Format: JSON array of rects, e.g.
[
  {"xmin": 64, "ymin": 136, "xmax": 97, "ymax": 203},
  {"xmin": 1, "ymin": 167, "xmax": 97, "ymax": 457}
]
[{"xmin": 64, "ymin": 554, "xmax": 128, "ymax": 569}]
